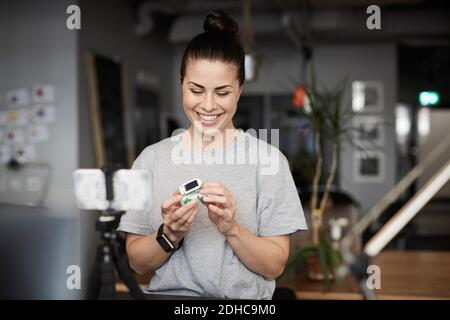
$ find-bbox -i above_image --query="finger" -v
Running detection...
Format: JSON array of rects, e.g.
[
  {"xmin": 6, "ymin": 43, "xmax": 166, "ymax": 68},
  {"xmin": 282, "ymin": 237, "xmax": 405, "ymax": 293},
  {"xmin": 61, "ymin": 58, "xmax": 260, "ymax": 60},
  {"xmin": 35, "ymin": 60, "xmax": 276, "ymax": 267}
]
[
  {"xmin": 207, "ymin": 209, "xmax": 221, "ymax": 224},
  {"xmin": 202, "ymin": 182, "xmax": 223, "ymax": 189},
  {"xmin": 171, "ymin": 206, "xmax": 198, "ymax": 231},
  {"xmin": 175, "ymin": 198, "xmax": 198, "ymax": 218},
  {"xmin": 202, "ymin": 195, "xmax": 227, "ymax": 205},
  {"xmin": 173, "ymin": 189, "xmax": 181, "ymax": 196},
  {"xmin": 179, "ymin": 206, "xmax": 198, "ymax": 225},
  {"xmin": 212, "ymin": 206, "xmax": 234, "ymax": 222},
  {"xmin": 167, "ymin": 204, "xmax": 196, "ymax": 229},
  {"xmin": 208, "ymin": 204, "xmax": 225, "ymax": 217},
  {"xmin": 161, "ymin": 194, "xmax": 184, "ymax": 212},
  {"xmin": 178, "ymin": 209, "xmax": 199, "ymax": 232},
  {"xmin": 171, "ymin": 199, "xmax": 198, "ymax": 220},
  {"xmin": 200, "ymin": 187, "xmax": 226, "ymax": 196},
  {"xmin": 166, "ymin": 201, "xmax": 195, "ymax": 224}
]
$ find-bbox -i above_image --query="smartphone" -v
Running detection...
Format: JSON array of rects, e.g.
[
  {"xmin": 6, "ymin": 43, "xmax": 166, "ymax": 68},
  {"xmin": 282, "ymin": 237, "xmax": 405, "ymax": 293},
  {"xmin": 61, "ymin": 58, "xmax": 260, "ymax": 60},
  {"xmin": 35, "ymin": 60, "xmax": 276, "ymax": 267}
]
[{"xmin": 73, "ymin": 169, "xmax": 151, "ymax": 211}]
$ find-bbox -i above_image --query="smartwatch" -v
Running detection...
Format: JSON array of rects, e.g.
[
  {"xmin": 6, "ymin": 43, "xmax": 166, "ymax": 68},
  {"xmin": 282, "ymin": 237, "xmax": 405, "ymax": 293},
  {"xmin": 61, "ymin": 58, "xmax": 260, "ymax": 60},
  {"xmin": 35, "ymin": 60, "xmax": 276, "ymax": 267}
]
[{"xmin": 156, "ymin": 223, "xmax": 183, "ymax": 253}]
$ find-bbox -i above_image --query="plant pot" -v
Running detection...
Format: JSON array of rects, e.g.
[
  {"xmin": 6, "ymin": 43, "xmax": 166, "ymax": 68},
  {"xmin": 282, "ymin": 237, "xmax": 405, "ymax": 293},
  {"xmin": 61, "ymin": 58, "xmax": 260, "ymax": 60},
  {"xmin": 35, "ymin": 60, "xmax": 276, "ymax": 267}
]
[{"xmin": 306, "ymin": 255, "xmax": 334, "ymax": 281}]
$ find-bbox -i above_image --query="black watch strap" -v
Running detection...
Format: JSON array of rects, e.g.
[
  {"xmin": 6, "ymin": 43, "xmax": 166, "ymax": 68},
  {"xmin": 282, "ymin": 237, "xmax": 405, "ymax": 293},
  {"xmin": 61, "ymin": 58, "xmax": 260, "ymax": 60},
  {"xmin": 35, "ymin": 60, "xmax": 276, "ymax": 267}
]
[{"xmin": 156, "ymin": 223, "xmax": 183, "ymax": 253}]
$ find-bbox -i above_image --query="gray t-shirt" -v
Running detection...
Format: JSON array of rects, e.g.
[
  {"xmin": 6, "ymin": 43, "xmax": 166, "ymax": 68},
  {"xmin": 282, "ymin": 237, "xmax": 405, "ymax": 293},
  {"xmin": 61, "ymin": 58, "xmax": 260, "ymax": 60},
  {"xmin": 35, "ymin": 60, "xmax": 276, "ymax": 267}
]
[{"xmin": 117, "ymin": 130, "xmax": 307, "ymax": 299}]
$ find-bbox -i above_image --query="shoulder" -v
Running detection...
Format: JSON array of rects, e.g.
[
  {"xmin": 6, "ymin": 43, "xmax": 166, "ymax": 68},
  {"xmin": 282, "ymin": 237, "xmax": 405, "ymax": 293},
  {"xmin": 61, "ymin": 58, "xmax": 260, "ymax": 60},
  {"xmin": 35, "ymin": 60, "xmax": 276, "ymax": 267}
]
[
  {"xmin": 142, "ymin": 136, "xmax": 175, "ymax": 155},
  {"xmin": 242, "ymin": 131, "xmax": 289, "ymax": 168},
  {"xmin": 133, "ymin": 136, "xmax": 177, "ymax": 169}
]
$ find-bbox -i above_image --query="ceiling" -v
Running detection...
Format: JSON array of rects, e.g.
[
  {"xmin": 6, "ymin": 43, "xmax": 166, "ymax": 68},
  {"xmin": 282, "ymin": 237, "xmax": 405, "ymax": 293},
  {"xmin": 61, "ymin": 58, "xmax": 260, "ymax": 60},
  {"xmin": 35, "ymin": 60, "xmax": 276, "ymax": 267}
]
[
  {"xmin": 126, "ymin": 0, "xmax": 450, "ymax": 44},
  {"xmin": 129, "ymin": 0, "xmax": 450, "ymax": 13}
]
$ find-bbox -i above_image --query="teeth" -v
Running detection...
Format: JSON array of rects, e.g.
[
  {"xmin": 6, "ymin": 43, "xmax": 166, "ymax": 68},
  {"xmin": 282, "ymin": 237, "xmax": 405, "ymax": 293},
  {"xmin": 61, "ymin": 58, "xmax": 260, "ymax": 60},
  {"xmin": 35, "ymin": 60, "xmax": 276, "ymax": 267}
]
[{"xmin": 198, "ymin": 113, "xmax": 219, "ymax": 121}]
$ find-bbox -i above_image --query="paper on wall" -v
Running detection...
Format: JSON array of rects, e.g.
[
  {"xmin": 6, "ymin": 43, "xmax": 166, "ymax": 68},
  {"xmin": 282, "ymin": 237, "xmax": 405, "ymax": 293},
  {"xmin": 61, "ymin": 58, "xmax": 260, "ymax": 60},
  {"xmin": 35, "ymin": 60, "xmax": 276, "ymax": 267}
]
[
  {"xmin": 27, "ymin": 124, "xmax": 49, "ymax": 143},
  {"xmin": 5, "ymin": 108, "xmax": 29, "ymax": 126},
  {"xmin": 13, "ymin": 144, "xmax": 36, "ymax": 162},
  {"xmin": 4, "ymin": 127, "xmax": 26, "ymax": 145},
  {"xmin": 30, "ymin": 105, "xmax": 55, "ymax": 124},
  {"xmin": 32, "ymin": 84, "xmax": 55, "ymax": 103},
  {"xmin": 6, "ymin": 88, "xmax": 30, "ymax": 108}
]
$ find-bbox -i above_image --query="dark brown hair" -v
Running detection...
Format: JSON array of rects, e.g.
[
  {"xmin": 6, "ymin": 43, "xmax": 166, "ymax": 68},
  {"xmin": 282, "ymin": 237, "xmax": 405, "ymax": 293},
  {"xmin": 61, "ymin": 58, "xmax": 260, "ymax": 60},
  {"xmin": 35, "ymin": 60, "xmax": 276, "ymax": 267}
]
[{"xmin": 180, "ymin": 9, "xmax": 245, "ymax": 86}]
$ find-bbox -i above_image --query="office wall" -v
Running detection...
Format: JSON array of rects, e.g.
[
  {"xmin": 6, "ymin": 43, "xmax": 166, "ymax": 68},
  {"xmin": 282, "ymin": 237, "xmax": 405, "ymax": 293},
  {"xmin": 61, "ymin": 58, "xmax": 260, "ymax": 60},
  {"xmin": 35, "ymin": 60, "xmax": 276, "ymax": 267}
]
[
  {"xmin": 0, "ymin": 0, "xmax": 79, "ymax": 210},
  {"xmin": 0, "ymin": 0, "xmax": 81, "ymax": 298}
]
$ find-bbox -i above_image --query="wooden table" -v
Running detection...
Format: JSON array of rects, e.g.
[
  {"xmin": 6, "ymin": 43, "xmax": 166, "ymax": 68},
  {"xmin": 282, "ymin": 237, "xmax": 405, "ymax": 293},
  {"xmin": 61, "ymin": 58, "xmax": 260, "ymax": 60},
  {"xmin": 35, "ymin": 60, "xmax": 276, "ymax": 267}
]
[{"xmin": 277, "ymin": 250, "xmax": 450, "ymax": 300}]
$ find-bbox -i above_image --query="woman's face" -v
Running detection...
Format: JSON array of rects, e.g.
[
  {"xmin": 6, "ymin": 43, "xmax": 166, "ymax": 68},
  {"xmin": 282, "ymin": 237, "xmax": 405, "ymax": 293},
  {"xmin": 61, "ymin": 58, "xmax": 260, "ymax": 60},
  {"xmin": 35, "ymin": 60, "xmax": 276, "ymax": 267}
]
[{"xmin": 182, "ymin": 58, "xmax": 242, "ymax": 135}]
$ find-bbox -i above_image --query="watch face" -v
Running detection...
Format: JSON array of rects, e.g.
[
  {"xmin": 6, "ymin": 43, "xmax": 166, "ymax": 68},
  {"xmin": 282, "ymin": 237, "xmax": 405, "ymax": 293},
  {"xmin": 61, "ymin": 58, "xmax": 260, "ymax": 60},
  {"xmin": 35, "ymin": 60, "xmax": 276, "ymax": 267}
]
[
  {"xmin": 160, "ymin": 234, "xmax": 175, "ymax": 250},
  {"xmin": 157, "ymin": 224, "xmax": 175, "ymax": 252}
]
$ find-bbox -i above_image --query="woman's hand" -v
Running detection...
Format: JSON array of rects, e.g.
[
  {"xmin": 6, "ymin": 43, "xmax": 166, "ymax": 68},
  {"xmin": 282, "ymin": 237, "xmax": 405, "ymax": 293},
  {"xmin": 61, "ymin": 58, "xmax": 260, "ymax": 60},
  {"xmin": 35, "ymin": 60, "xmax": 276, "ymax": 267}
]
[
  {"xmin": 200, "ymin": 182, "xmax": 237, "ymax": 236},
  {"xmin": 161, "ymin": 190, "xmax": 199, "ymax": 244}
]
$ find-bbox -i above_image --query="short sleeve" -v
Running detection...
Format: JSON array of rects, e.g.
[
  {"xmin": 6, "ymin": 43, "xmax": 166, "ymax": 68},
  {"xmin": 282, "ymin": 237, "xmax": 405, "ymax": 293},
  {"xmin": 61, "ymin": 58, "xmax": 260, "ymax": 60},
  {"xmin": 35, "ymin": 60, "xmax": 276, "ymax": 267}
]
[
  {"xmin": 117, "ymin": 148, "xmax": 154, "ymax": 236},
  {"xmin": 256, "ymin": 151, "xmax": 308, "ymax": 237}
]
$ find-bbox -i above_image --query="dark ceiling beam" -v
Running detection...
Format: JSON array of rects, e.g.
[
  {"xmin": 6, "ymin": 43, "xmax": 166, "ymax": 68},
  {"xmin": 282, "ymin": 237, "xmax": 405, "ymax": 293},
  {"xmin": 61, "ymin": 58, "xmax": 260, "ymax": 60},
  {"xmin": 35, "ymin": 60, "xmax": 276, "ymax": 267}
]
[{"xmin": 168, "ymin": 7, "xmax": 450, "ymax": 45}]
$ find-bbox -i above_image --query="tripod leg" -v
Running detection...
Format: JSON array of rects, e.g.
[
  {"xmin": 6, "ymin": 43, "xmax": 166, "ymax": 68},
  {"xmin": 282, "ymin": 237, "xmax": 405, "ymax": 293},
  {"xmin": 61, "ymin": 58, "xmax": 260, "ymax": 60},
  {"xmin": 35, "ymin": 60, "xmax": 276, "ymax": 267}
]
[
  {"xmin": 113, "ymin": 241, "xmax": 145, "ymax": 300},
  {"xmin": 98, "ymin": 244, "xmax": 116, "ymax": 299},
  {"xmin": 86, "ymin": 246, "xmax": 101, "ymax": 300},
  {"xmin": 350, "ymin": 254, "xmax": 376, "ymax": 300}
]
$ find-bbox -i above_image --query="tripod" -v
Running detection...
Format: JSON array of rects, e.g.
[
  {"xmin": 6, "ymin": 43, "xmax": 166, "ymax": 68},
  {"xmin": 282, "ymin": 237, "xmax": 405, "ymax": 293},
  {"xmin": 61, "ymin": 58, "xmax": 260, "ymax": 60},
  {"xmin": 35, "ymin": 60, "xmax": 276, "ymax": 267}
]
[
  {"xmin": 86, "ymin": 211, "xmax": 145, "ymax": 300},
  {"xmin": 86, "ymin": 166, "xmax": 145, "ymax": 300}
]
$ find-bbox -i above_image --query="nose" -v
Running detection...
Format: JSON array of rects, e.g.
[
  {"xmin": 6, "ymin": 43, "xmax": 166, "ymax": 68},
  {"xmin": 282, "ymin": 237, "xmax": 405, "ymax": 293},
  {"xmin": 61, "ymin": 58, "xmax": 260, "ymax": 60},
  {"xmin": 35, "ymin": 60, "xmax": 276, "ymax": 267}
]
[{"xmin": 203, "ymin": 93, "xmax": 216, "ymax": 112}]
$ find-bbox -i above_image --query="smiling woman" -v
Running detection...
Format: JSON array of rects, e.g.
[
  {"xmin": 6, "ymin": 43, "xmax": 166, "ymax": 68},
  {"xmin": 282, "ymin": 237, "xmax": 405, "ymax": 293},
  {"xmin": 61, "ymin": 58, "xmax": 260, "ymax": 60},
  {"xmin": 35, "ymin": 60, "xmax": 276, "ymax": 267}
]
[
  {"xmin": 117, "ymin": 9, "xmax": 307, "ymax": 300},
  {"xmin": 179, "ymin": 9, "xmax": 244, "ymax": 143},
  {"xmin": 183, "ymin": 59, "xmax": 241, "ymax": 130}
]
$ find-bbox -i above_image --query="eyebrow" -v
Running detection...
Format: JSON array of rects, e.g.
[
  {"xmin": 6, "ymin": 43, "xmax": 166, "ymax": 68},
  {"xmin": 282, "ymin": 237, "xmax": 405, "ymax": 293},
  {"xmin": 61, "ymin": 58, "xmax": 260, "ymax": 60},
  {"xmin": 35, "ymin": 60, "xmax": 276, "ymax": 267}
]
[{"xmin": 188, "ymin": 81, "xmax": 233, "ymax": 90}]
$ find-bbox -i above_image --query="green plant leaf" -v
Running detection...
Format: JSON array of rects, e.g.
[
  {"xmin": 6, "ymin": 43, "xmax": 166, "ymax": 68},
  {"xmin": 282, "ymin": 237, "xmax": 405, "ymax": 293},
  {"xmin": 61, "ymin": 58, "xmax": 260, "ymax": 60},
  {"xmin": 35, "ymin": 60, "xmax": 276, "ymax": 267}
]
[
  {"xmin": 318, "ymin": 235, "xmax": 331, "ymax": 289},
  {"xmin": 323, "ymin": 237, "xmax": 342, "ymax": 282},
  {"xmin": 281, "ymin": 245, "xmax": 319, "ymax": 277}
]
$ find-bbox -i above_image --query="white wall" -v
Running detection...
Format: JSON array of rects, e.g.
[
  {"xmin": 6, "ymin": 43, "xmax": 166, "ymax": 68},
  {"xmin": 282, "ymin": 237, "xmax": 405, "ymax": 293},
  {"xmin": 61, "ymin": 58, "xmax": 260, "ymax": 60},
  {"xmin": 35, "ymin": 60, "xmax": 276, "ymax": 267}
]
[
  {"xmin": 0, "ymin": 0, "xmax": 79, "ymax": 211},
  {"xmin": 0, "ymin": 0, "xmax": 80, "ymax": 298}
]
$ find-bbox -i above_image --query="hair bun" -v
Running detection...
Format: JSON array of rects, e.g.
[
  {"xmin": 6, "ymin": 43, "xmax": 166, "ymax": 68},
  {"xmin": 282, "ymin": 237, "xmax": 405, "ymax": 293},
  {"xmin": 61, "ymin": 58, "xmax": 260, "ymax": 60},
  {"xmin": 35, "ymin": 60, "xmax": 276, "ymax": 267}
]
[{"xmin": 203, "ymin": 9, "xmax": 239, "ymax": 35}]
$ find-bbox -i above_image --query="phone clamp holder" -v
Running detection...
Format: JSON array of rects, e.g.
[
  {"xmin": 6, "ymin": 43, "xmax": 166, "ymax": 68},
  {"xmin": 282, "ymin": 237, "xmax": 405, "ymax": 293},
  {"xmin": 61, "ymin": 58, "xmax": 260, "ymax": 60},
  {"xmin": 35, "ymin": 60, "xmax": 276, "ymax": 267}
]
[{"xmin": 86, "ymin": 166, "xmax": 145, "ymax": 300}]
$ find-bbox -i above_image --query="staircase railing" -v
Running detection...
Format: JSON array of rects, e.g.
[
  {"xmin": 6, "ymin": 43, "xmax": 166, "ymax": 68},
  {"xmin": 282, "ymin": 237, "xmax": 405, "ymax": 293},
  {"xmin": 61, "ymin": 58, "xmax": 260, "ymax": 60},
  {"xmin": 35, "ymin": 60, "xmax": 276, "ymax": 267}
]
[{"xmin": 340, "ymin": 132, "xmax": 450, "ymax": 299}]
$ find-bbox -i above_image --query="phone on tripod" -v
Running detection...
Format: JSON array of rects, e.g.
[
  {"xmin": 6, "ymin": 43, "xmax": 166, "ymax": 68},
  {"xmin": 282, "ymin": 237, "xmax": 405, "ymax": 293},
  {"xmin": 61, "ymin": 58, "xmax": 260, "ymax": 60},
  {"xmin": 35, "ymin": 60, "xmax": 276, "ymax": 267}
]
[
  {"xmin": 72, "ymin": 168, "xmax": 150, "ymax": 300},
  {"xmin": 73, "ymin": 169, "xmax": 151, "ymax": 211}
]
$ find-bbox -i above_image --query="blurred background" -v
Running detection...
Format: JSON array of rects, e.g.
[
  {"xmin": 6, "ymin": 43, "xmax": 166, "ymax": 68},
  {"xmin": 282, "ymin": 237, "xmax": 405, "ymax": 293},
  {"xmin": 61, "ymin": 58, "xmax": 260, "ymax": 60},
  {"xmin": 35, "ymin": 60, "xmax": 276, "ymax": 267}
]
[{"xmin": 0, "ymin": 0, "xmax": 449, "ymax": 299}]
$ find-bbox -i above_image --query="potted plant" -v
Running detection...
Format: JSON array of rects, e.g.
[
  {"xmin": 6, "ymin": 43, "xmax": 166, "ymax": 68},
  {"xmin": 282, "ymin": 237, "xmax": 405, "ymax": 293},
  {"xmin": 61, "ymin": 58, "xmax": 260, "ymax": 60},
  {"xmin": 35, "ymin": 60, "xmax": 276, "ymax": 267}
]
[{"xmin": 281, "ymin": 64, "xmax": 356, "ymax": 285}]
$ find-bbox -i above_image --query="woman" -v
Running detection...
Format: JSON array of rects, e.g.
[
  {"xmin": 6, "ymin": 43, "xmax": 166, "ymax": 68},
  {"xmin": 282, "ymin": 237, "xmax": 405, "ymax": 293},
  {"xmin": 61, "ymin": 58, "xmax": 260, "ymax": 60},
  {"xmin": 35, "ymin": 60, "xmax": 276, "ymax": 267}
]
[{"xmin": 118, "ymin": 10, "xmax": 307, "ymax": 299}]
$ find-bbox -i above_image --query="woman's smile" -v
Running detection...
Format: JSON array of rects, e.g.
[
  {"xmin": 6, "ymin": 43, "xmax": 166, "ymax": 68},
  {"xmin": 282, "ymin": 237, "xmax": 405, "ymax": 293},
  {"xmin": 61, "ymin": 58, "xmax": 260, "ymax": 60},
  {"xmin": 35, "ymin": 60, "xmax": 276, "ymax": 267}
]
[{"xmin": 195, "ymin": 111, "xmax": 224, "ymax": 126}]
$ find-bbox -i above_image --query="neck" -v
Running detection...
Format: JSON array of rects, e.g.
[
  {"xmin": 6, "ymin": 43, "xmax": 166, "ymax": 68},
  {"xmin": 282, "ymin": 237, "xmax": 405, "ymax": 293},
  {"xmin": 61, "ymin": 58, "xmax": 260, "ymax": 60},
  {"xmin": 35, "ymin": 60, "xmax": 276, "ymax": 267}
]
[{"xmin": 186, "ymin": 124, "xmax": 238, "ymax": 151}]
